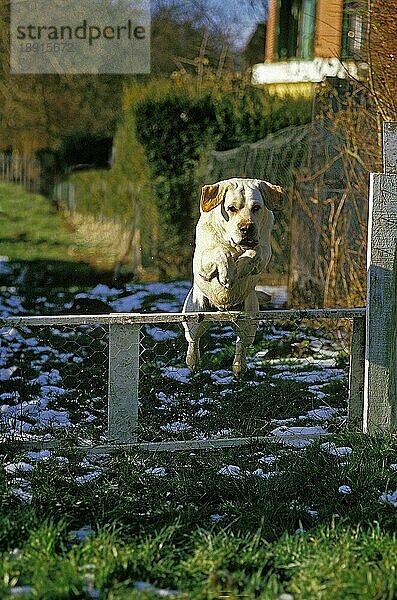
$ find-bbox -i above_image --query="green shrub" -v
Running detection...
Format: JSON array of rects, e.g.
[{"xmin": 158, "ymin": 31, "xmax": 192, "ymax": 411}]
[
  {"xmin": 134, "ymin": 92, "xmax": 218, "ymax": 275},
  {"xmin": 62, "ymin": 76, "xmax": 311, "ymax": 278}
]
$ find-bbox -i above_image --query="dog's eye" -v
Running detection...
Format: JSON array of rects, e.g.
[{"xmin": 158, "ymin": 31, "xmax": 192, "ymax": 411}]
[
  {"xmin": 227, "ymin": 206, "xmax": 238, "ymax": 213},
  {"xmin": 252, "ymin": 205, "xmax": 261, "ymax": 212}
]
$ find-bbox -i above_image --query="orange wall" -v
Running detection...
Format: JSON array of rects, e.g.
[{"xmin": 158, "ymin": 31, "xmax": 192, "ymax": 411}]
[{"xmin": 315, "ymin": 0, "xmax": 344, "ymax": 57}]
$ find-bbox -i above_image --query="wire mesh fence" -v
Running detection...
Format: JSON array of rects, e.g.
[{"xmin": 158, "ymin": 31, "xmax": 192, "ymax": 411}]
[
  {"xmin": 0, "ymin": 323, "xmax": 108, "ymax": 442},
  {"xmin": 138, "ymin": 316, "xmax": 351, "ymax": 444},
  {"xmin": 0, "ymin": 310, "xmax": 364, "ymax": 449}
]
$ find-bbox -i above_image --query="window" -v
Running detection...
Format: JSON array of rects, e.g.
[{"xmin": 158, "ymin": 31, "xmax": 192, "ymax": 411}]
[
  {"xmin": 277, "ymin": 0, "xmax": 316, "ymax": 60},
  {"xmin": 342, "ymin": 0, "xmax": 366, "ymax": 59}
]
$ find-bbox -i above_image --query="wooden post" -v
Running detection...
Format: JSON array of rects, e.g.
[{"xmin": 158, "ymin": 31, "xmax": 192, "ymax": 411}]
[
  {"xmin": 363, "ymin": 123, "xmax": 397, "ymax": 433},
  {"xmin": 108, "ymin": 323, "xmax": 140, "ymax": 443}
]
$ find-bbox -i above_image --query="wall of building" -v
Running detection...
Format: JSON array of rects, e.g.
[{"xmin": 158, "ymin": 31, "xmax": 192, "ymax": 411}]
[
  {"xmin": 314, "ymin": 0, "xmax": 344, "ymax": 58},
  {"xmin": 264, "ymin": 0, "xmax": 345, "ymax": 62}
]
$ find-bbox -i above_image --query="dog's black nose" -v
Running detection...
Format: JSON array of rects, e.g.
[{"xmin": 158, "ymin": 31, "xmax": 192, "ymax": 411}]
[{"xmin": 238, "ymin": 222, "xmax": 255, "ymax": 235}]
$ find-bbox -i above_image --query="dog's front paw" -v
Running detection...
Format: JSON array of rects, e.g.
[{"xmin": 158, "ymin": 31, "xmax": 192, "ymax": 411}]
[
  {"xmin": 235, "ymin": 252, "xmax": 257, "ymax": 278},
  {"xmin": 199, "ymin": 258, "xmax": 218, "ymax": 281},
  {"xmin": 217, "ymin": 256, "xmax": 235, "ymax": 288}
]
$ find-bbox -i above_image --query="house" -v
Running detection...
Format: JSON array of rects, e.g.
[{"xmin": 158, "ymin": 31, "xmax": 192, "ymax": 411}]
[{"xmin": 252, "ymin": 0, "xmax": 366, "ymax": 84}]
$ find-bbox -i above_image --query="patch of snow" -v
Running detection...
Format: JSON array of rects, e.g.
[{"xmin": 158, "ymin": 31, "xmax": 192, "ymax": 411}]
[
  {"xmin": 145, "ymin": 327, "xmax": 179, "ymax": 342},
  {"xmin": 251, "ymin": 468, "xmax": 278, "ymax": 479},
  {"xmin": 320, "ymin": 443, "xmax": 353, "ymax": 457},
  {"xmin": 0, "ymin": 391, "xmax": 20, "ymax": 402},
  {"xmin": 212, "ymin": 374, "xmax": 235, "ymax": 385},
  {"xmin": 194, "ymin": 408, "xmax": 210, "ymax": 417},
  {"xmin": 210, "ymin": 514, "xmax": 224, "ymax": 522},
  {"xmin": 0, "ymin": 366, "xmax": 17, "ymax": 380},
  {"xmin": 214, "ymin": 429, "xmax": 234, "ymax": 437},
  {"xmin": 160, "ymin": 421, "xmax": 192, "ymax": 434},
  {"xmin": 76, "ymin": 472, "xmax": 101, "ymax": 484},
  {"xmin": 271, "ymin": 426, "xmax": 328, "ymax": 437},
  {"xmin": 0, "ymin": 256, "xmax": 11, "ymax": 275},
  {"xmin": 218, "ymin": 465, "xmax": 241, "ymax": 477},
  {"xmin": 270, "ymin": 417, "xmax": 297, "ymax": 426},
  {"xmin": 308, "ymin": 384, "xmax": 329, "ymax": 399},
  {"xmin": 9, "ymin": 586, "xmax": 35, "ymax": 596},
  {"xmin": 258, "ymin": 455, "xmax": 278, "ymax": 465},
  {"xmin": 37, "ymin": 409, "xmax": 71, "ymax": 428},
  {"xmin": 379, "ymin": 490, "xmax": 397, "ymax": 507},
  {"xmin": 4, "ymin": 462, "xmax": 33, "ymax": 474},
  {"xmin": 145, "ymin": 467, "xmax": 166, "ymax": 477},
  {"xmin": 272, "ymin": 368, "xmax": 345, "ymax": 383},
  {"xmin": 162, "ymin": 366, "xmax": 191, "ymax": 383},
  {"xmin": 40, "ymin": 386, "xmax": 67, "ymax": 400},
  {"xmin": 219, "ymin": 389, "xmax": 234, "ymax": 397},
  {"xmin": 68, "ymin": 525, "xmax": 95, "ymax": 543},
  {"xmin": 26, "ymin": 450, "xmax": 51, "ymax": 461},
  {"xmin": 10, "ymin": 487, "xmax": 32, "ymax": 503},
  {"xmin": 31, "ymin": 370, "xmax": 62, "ymax": 386},
  {"xmin": 271, "ymin": 425, "xmax": 328, "ymax": 448},
  {"xmin": 306, "ymin": 406, "xmax": 338, "ymax": 421}
]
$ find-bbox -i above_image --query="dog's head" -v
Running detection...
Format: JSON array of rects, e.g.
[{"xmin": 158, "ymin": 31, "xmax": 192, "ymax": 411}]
[{"xmin": 200, "ymin": 178, "xmax": 285, "ymax": 250}]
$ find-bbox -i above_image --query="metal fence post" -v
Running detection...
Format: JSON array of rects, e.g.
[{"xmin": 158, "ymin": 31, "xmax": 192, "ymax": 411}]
[
  {"xmin": 108, "ymin": 323, "xmax": 140, "ymax": 443},
  {"xmin": 363, "ymin": 122, "xmax": 397, "ymax": 433}
]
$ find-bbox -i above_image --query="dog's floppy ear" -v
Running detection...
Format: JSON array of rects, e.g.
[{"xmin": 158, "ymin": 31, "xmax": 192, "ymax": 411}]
[
  {"xmin": 258, "ymin": 181, "xmax": 285, "ymax": 211},
  {"xmin": 200, "ymin": 183, "xmax": 227, "ymax": 212}
]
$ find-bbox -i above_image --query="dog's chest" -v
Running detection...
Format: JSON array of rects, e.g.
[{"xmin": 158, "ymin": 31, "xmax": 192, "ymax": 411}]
[{"xmin": 196, "ymin": 274, "xmax": 259, "ymax": 310}]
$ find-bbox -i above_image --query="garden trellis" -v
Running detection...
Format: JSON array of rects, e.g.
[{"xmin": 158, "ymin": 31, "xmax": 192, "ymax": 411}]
[{"xmin": 0, "ymin": 122, "xmax": 396, "ymax": 452}]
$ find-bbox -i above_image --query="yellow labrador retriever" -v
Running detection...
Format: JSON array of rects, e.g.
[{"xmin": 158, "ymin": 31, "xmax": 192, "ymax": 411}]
[{"xmin": 182, "ymin": 177, "xmax": 284, "ymax": 377}]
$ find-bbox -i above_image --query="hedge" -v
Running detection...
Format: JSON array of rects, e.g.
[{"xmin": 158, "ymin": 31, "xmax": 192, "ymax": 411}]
[{"xmin": 61, "ymin": 77, "xmax": 312, "ymax": 278}]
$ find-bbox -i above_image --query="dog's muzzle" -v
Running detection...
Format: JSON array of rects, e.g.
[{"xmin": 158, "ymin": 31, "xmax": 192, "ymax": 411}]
[
  {"xmin": 239, "ymin": 238, "xmax": 258, "ymax": 249},
  {"xmin": 237, "ymin": 222, "xmax": 257, "ymax": 248}
]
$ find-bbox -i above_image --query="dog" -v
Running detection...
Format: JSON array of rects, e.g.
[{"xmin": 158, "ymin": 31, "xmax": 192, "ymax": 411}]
[{"xmin": 182, "ymin": 177, "xmax": 284, "ymax": 377}]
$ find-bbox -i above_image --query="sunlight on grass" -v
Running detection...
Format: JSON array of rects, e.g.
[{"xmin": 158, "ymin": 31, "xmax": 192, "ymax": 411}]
[{"xmin": 0, "ymin": 182, "xmax": 133, "ymax": 274}]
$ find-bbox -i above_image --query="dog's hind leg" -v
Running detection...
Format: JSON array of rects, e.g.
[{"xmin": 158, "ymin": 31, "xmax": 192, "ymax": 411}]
[
  {"xmin": 182, "ymin": 287, "xmax": 211, "ymax": 371},
  {"xmin": 232, "ymin": 290, "xmax": 259, "ymax": 377}
]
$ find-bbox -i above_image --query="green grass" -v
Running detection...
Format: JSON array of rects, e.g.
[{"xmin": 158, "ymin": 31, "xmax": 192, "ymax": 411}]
[
  {"xmin": 2, "ymin": 434, "xmax": 397, "ymax": 598},
  {"xmin": 0, "ymin": 182, "xmax": 133, "ymax": 286},
  {"xmin": 0, "ymin": 182, "xmax": 84, "ymax": 262},
  {"xmin": 2, "ymin": 521, "xmax": 397, "ymax": 599}
]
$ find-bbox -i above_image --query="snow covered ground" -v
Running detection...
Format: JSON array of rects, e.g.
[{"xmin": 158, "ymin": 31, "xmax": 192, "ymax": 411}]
[{"xmin": 0, "ymin": 281, "xmax": 348, "ymax": 446}]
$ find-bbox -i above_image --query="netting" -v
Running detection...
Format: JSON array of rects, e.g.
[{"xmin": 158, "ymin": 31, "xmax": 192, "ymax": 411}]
[
  {"xmin": 204, "ymin": 123, "xmax": 315, "ymax": 280},
  {"xmin": 204, "ymin": 121, "xmax": 368, "ymax": 307},
  {"xmin": 204, "ymin": 123, "xmax": 313, "ymax": 189},
  {"xmin": 0, "ymin": 323, "xmax": 108, "ymax": 443},
  {"xmin": 1, "ymin": 315, "xmax": 351, "ymax": 447}
]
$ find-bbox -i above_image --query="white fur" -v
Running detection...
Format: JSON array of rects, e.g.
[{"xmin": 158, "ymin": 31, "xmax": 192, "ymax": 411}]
[{"xmin": 182, "ymin": 177, "xmax": 280, "ymax": 377}]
